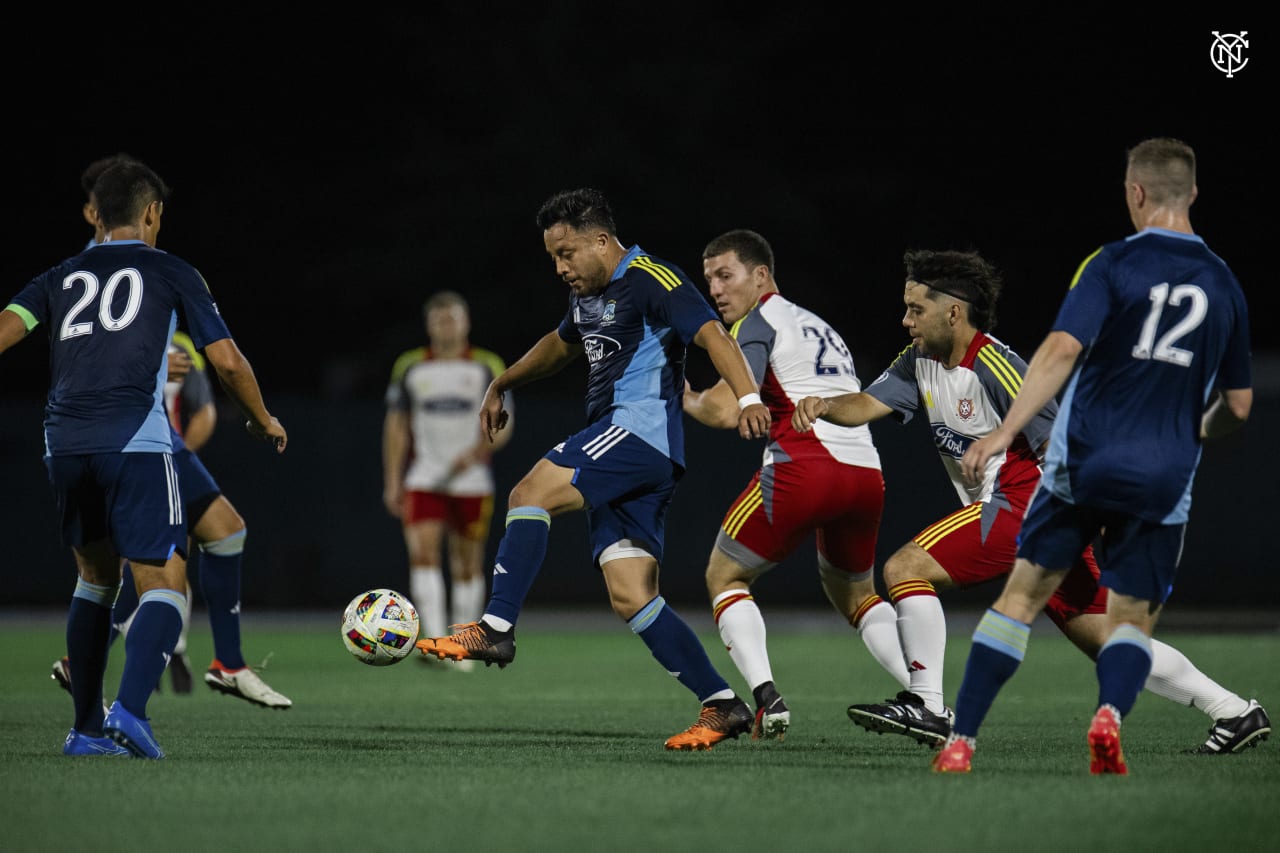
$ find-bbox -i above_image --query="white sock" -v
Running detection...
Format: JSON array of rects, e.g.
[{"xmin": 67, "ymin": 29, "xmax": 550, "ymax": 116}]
[
  {"xmin": 712, "ymin": 589, "xmax": 772, "ymax": 690},
  {"xmin": 1146, "ymin": 638, "xmax": 1249, "ymax": 720},
  {"xmin": 894, "ymin": 584, "xmax": 947, "ymax": 712},
  {"xmin": 410, "ymin": 567, "xmax": 447, "ymax": 637},
  {"xmin": 855, "ymin": 597, "xmax": 909, "ymax": 689},
  {"xmin": 451, "ymin": 577, "xmax": 486, "ymax": 625}
]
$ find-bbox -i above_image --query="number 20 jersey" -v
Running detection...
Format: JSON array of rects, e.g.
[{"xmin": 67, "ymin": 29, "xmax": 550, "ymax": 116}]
[
  {"xmin": 8, "ymin": 240, "xmax": 231, "ymax": 456},
  {"xmin": 1043, "ymin": 227, "xmax": 1251, "ymax": 524}
]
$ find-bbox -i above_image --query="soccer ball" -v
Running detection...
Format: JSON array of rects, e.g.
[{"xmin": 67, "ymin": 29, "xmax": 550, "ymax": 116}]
[{"xmin": 341, "ymin": 588, "xmax": 420, "ymax": 666}]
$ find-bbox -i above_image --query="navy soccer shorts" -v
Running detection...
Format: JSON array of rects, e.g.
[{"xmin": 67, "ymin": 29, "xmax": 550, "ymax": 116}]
[
  {"xmin": 1018, "ymin": 489, "xmax": 1182, "ymax": 604},
  {"xmin": 544, "ymin": 421, "xmax": 678, "ymax": 567},
  {"xmin": 46, "ymin": 452, "xmax": 187, "ymax": 563}
]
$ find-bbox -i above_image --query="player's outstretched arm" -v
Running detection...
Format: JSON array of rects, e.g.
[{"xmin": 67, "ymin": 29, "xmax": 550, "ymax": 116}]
[
  {"xmin": 204, "ymin": 337, "xmax": 287, "ymax": 453},
  {"xmin": 692, "ymin": 319, "xmax": 769, "ymax": 440},
  {"xmin": 683, "ymin": 378, "xmax": 739, "ymax": 429},
  {"xmin": 480, "ymin": 330, "xmax": 580, "ymax": 441},
  {"xmin": 792, "ymin": 392, "xmax": 891, "ymax": 432}
]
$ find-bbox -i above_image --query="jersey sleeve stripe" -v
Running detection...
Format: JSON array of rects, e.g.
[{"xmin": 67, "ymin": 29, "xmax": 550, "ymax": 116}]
[
  {"xmin": 1068, "ymin": 247, "xmax": 1103, "ymax": 291},
  {"xmin": 4, "ymin": 303, "xmax": 39, "ymax": 330},
  {"xmin": 629, "ymin": 256, "xmax": 682, "ymax": 291},
  {"xmin": 977, "ymin": 345, "xmax": 1022, "ymax": 397}
]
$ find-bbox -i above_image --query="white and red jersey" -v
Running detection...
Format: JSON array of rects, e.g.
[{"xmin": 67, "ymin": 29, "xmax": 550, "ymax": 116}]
[
  {"xmin": 731, "ymin": 292, "xmax": 881, "ymax": 472},
  {"xmin": 864, "ymin": 332, "xmax": 1052, "ymax": 508},
  {"xmin": 385, "ymin": 346, "xmax": 507, "ymax": 496}
]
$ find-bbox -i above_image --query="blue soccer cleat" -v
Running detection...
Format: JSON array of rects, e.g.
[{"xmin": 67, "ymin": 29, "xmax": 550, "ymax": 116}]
[
  {"xmin": 104, "ymin": 700, "xmax": 166, "ymax": 759},
  {"xmin": 63, "ymin": 729, "xmax": 130, "ymax": 757}
]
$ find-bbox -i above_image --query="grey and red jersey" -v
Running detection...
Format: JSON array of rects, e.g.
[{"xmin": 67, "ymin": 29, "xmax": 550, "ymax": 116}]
[{"xmin": 865, "ymin": 332, "xmax": 1052, "ymax": 508}]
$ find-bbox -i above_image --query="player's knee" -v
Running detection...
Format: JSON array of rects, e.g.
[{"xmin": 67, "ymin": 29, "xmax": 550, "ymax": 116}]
[{"xmin": 199, "ymin": 528, "xmax": 247, "ymax": 557}]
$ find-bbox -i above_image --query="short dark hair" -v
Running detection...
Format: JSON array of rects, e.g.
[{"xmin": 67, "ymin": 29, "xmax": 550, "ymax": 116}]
[
  {"xmin": 93, "ymin": 161, "xmax": 170, "ymax": 231},
  {"xmin": 80, "ymin": 153, "xmax": 137, "ymax": 199},
  {"xmin": 535, "ymin": 188, "xmax": 617, "ymax": 235},
  {"xmin": 904, "ymin": 248, "xmax": 1003, "ymax": 332},
  {"xmin": 1126, "ymin": 137, "xmax": 1196, "ymax": 206},
  {"xmin": 702, "ymin": 229, "xmax": 776, "ymax": 275}
]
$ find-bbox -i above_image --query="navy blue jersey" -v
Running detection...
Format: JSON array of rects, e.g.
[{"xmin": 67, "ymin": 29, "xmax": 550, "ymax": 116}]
[
  {"xmin": 6, "ymin": 240, "xmax": 231, "ymax": 455},
  {"xmin": 1040, "ymin": 228, "xmax": 1251, "ymax": 524},
  {"xmin": 556, "ymin": 245, "xmax": 717, "ymax": 468}
]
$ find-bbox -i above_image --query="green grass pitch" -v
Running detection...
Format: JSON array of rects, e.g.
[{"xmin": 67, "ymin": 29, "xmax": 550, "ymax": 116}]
[{"xmin": 2, "ymin": 610, "xmax": 1276, "ymax": 853}]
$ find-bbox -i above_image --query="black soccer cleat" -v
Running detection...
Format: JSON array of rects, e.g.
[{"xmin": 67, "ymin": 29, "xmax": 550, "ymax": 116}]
[
  {"xmin": 847, "ymin": 690, "xmax": 953, "ymax": 747},
  {"xmin": 1189, "ymin": 700, "xmax": 1271, "ymax": 755}
]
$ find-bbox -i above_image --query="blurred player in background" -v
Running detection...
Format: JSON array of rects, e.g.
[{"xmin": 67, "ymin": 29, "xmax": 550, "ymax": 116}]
[
  {"xmin": 418, "ymin": 188, "xmax": 773, "ymax": 750},
  {"xmin": 4, "ymin": 159, "xmax": 286, "ymax": 758},
  {"xmin": 683, "ymin": 229, "xmax": 891, "ymax": 741},
  {"xmin": 51, "ymin": 153, "xmax": 292, "ymax": 711},
  {"xmin": 934, "ymin": 138, "xmax": 1259, "ymax": 774},
  {"xmin": 383, "ymin": 290, "xmax": 512, "ymax": 669}
]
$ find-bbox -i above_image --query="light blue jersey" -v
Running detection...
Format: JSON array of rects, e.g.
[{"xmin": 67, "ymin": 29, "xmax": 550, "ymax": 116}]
[{"xmin": 556, "ymin": 245, "xmax": 716, "ymax": 470}]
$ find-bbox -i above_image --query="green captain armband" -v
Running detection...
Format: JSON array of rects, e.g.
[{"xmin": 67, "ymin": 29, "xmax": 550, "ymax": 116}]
[{"xmin": 4, "ymin": 303, "xmax": 39, "ymax": 331}]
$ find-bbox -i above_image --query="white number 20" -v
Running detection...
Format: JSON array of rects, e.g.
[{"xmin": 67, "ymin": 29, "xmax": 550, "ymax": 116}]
[
  {"xmin": 1131, "ymin": 282, "xmax": 1206, "ymax": 367},
  {"xmin": 59, "ymin": 268, "xmax": 144, "ymax": 340}
]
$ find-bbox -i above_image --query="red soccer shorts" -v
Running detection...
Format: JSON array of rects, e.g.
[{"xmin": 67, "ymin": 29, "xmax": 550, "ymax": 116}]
[
  {"xmin": 721, "ymin": 459, "xmax": 883, "ymax": 572},
  {"xmin": 404, "ymin": 491, "xmax": 494, "ymax": 541},
  {"xmin": 912, "ymin": 499, "xmax": 1106, "ymax": 629}
]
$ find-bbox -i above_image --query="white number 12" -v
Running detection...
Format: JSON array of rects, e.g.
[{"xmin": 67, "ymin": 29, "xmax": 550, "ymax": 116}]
[{"xmin": 1132, "ymin": 282, "xmax": 1206, "ymax": 367}]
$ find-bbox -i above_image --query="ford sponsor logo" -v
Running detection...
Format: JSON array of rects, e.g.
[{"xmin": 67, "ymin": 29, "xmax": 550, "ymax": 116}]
[{"xmin": 932, "ymin": 423, "xmax": 977, "ymax": 459}]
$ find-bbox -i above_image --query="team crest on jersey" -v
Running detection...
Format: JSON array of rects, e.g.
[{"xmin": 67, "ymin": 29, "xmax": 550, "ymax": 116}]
[
  {"xmin": 582, "ymin": 334, "xmax": 621, "ymax": 364},
  {"xmin": 957, "ymin": 398, "xmax": 975, "ymax": 420},
  {"xmin": 601, "ymin": 300, "xmax": 617, "ymax": 325}
]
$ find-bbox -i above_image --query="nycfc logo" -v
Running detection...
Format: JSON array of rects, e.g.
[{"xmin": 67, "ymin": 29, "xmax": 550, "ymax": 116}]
[
  {"xmin": 1210, "ymin": 31, "xmax": 1248, "ymax": 77},
  {"xmin": 932, "ymin": 424, "xmax": 976, "ymax": 459},
  {"xmin": 956, "ymin": 398, "xmax": 975, "ymax": 420},
  {"xmin": 582, "ymin": 334, "xmax": 621, "ymax": 364},
  {"xmin": 601, "ymin": 300, "xmax": 617, "ymax": 326}
]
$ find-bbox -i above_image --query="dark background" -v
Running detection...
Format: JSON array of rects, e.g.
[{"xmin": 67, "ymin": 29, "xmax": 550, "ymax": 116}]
[{"xmin": 2, "ymin": 11, "xmax": 1273, "ymax": 612}]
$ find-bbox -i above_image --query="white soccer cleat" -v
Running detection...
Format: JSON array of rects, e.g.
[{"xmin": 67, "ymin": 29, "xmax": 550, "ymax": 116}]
[{"xmin": 204, "ymin": 662, "xmax": 293, "ymax": 709}]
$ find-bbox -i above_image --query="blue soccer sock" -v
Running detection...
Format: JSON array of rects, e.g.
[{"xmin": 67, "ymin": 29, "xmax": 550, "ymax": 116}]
[
  {"xmin": 117, "ymin": 589, "xmax": 186, "ymax": 717},
  {"xmin": 199, "ymin": 530, "xmax": 247, "ymax": 669},
  {"xmin": 1096, "ymin": 624, "xmax": 1153, "ymax": 719},
  {"xmin": 952, "ymin": 609, "xmax": 1031, "ymax": 738},
  {"xmin": 67, "ymin": 578, "xmax": 119, "ymax": 733},
  {"xmin": 630, "ymin": 596, "xmax": 733, "ymax": 703},
  {"xmin": 109, "ymin": 562, "xmax": 140, "ymax": 648},
  {"xmin": 483, "ymin": 507, "xmax": 551, "ymax": 627}
]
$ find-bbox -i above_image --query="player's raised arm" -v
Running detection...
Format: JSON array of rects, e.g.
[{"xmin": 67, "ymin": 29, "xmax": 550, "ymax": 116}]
[
  {"xmin": 204, "ymin": 337, "xmax": 287, "ymax": 453},
  {"xmin": 692, "ymin": 319, "xmax": 769, "ymax": 439}
]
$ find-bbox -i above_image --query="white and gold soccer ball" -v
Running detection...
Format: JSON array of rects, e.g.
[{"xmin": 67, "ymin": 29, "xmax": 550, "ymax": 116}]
[{"xmin": 341, "ymin": 588, "xmax": 420, "ymax": 666}]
